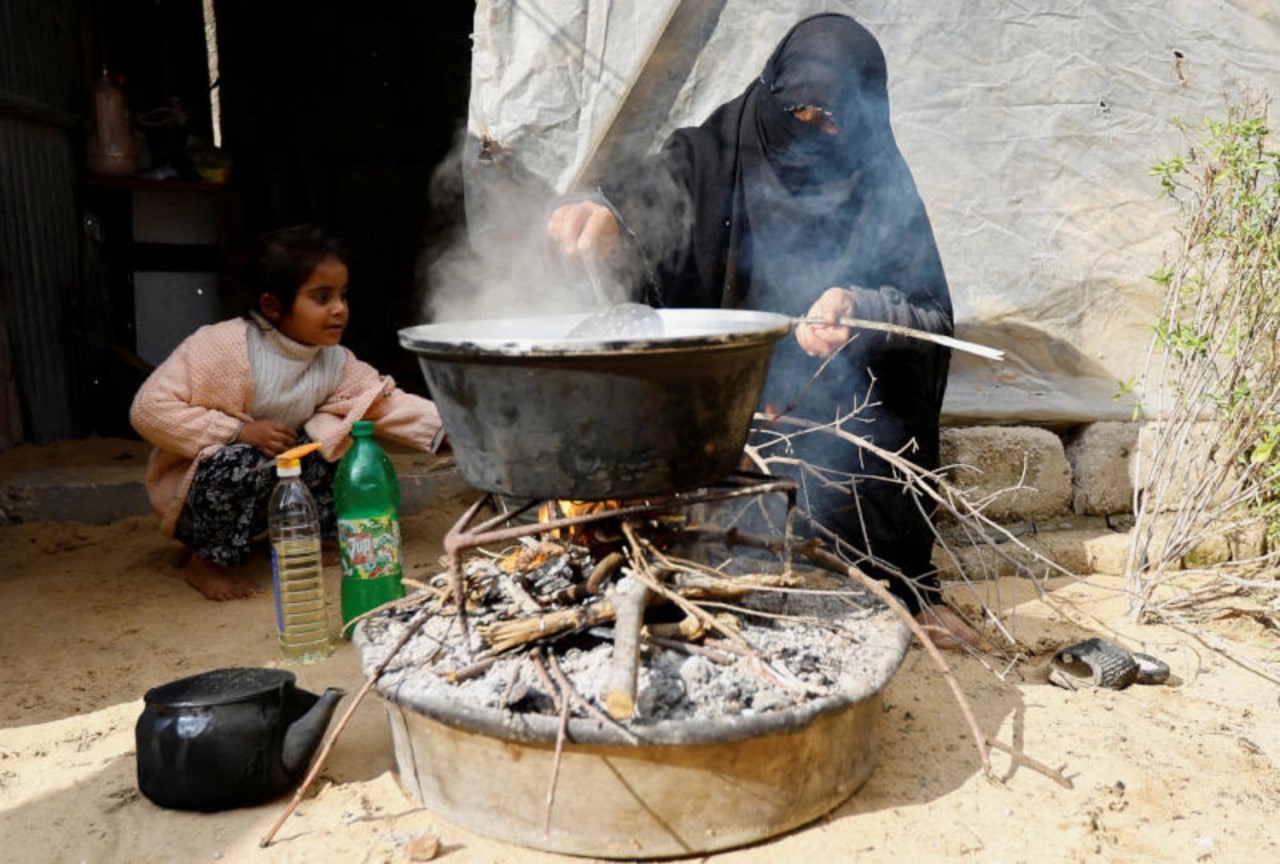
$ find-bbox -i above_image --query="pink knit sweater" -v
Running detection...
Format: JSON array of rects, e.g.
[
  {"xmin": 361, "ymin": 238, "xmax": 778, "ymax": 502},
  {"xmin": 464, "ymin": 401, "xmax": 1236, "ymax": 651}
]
[{"xmin": 130, "ymin": 318, "xmax": 444, "ymax": 536}]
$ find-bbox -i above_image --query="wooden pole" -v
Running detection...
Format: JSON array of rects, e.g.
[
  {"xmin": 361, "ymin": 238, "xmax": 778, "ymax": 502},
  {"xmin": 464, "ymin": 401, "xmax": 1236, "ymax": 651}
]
[{"xmin": 603, "ymin": 576, "xmax": 648, "ymax": 719}]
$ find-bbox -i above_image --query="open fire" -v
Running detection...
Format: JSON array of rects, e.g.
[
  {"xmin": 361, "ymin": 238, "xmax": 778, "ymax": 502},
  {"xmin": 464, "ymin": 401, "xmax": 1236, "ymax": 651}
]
[{"xmin": 353, "ymin": 472, "xmax": 912, "ymax": 857}]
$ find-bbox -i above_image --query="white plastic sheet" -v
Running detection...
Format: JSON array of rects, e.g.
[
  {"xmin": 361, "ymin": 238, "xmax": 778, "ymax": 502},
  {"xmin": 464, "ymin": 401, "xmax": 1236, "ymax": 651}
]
[{"xmin": 465, "ymin": 0, "xmax": 1280, "ymax": 423}]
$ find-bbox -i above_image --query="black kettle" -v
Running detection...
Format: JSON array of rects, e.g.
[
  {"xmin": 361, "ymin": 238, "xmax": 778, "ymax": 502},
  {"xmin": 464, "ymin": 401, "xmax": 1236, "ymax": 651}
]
[{"xmin": 135, "ymin": 667, "xmax": 345, "ymax": 811}]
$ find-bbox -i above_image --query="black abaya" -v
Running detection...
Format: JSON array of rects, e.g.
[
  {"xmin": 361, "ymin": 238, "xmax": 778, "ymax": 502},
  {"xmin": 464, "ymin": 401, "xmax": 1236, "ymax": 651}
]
[{"xmin": 601, "ymin": 14, "xmax": 952, "ymax": 613}]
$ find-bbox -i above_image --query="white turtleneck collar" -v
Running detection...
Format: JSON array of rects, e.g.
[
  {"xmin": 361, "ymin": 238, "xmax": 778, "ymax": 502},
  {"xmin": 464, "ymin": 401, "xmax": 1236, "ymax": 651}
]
[
  {"xmin": 249, "ymin": 310, "xmax": 322, "ymax": 362},
  {"xmin": 246, "ymin": 312, "xmax": 345, "ymax": 430}
]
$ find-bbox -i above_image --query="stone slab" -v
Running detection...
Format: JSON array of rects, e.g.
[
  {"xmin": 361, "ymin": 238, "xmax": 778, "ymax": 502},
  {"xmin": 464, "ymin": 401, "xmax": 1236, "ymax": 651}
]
[
  {"xmin": 0, "ymin": 455, "xmax": 473, "ymax": 525},
  {"xmin": 0, "ymin": 465, "xmax": 151, "ymax": 525}
]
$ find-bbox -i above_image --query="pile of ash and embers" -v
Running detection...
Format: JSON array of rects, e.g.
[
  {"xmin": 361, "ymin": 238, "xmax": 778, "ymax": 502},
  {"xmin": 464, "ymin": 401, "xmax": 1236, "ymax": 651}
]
[{"xmin": 358, "ymin": 483, "xmax": 907, "ymax": 731}]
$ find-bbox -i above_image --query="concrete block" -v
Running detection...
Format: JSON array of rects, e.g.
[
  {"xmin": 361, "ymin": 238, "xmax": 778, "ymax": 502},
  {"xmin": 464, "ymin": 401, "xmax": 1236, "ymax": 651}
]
[
  {"xmin": 1227, "ymin": 518, "xmax": 1268, "ymax": 562},
  {"xmin": 1084, "ymin": 531, "xmax": 1134, "ymax": 576},
  {"xmin": 939, "ymin": 426, "xmax": 1072, "ymax": 522},
  {"xmin": 1132, "ymin": 421, "xmax": 1237, "ymax": 512},
  {"xmin": 0, "ymin": 465, "xmax": 151, "ymax": 525},
  {"xmin": 1064, "ymin": 421, "xmax": 1138, "ymax": 516},
  {"xmin": 1171, "ymin": 516, "xmax": 1268, "ymax": 569},
  {"xmin": 1025, "ymin": 528, "xmax": 1099, "ymax": 576},
  {"xmin": 933, "ymin": 522, "xmax": 1113, "ymax": 580},
  {"xmin": 1118, "ymin": 514, "xmax": 1176, "ymax": 574}
]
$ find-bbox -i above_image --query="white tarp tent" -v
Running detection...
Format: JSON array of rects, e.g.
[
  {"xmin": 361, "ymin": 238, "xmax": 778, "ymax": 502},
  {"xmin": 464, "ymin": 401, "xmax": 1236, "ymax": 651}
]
[{"xmin": 452, "ymin": 0, "xmax": 1280, "ymax": 424}]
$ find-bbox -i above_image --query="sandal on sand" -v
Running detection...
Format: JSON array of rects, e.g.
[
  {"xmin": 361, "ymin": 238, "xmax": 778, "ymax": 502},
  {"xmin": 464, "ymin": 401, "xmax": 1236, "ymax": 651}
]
[
  {"xmin": 1132, "ymin": 652, "xmax": 1171, "ymax": 685},
  {"xmin": 1048, "ymin": 638, "xmax": 1139, "ymax": 690}
]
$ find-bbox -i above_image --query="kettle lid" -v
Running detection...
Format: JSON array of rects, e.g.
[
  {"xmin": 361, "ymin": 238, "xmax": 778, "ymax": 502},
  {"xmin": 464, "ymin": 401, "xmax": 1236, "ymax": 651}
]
[{"xmin": 143, "ymin": 667, "xmax": 296, "ymax": 709}]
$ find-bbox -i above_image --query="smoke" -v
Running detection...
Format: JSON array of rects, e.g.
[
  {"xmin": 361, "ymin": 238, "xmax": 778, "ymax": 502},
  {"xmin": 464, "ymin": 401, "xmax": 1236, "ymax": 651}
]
[{"xmin": 414, "ymin": 129, "xmax": 639, "ymax": 325}]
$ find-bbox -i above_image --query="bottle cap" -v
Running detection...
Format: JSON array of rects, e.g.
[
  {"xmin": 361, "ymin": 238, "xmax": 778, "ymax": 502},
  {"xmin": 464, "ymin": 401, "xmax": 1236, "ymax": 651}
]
[
  {"xmin": 278, "ymin": 441, "xmax": 322, "ymax": 461},
  {"xmin": 352, "ymin": 420, "xmax": 374, "ymax": 436},
  {"xmin": 275, "ymin": 457, "xmax": 301, "ymax": 476}
]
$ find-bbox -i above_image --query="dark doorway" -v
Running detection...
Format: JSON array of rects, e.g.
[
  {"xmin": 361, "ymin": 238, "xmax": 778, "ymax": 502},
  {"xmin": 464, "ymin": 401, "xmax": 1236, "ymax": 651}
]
[
  {"xmin": 212, "ymin": 1, "xmax": 474, "ymax": 390},
  {"xmin": 87, "ymin": 0, "xmax": 474, "ymax": 418}
]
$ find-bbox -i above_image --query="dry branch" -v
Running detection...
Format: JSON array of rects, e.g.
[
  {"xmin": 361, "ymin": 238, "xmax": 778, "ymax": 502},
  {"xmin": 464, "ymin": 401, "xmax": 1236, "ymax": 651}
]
[
  {"xmin": 545, "ymin": 651, "xmax": 640, "ymax": 744},
  {"xmin": 260, "ymin": 599, "xmax": 442, "ymax": 847},
  {"xmin": 603, "ymin": 576, "xmax": 649, "ymax": 719},
  {"xmin": 477, "ymin": 566, "xmax": 800, "ymax": 654},
  {"xmin": 479, "ymin": 597, "xmax": 620, "ymax": 654},
  {"xmin": 800, "ymin": 541, "xmax": 1071, "ymax": 789}
]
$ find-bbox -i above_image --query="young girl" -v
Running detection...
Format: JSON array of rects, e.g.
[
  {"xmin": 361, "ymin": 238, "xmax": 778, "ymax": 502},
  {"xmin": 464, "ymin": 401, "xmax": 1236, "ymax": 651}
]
[{"xmin": 130, "ymin": 224, "xmax": 445, "ymax": 600}]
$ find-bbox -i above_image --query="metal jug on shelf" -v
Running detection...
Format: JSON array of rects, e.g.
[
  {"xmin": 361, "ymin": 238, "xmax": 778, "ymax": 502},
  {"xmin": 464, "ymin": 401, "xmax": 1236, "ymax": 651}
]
[{"xmin": 85, "ymin": 67, "xmax": 137, "ymax": 177}]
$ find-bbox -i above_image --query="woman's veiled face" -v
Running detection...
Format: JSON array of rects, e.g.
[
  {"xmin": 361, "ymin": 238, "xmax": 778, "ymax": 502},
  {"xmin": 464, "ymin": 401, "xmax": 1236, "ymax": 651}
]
[{"xmin": 763, "ymin": 15, "xmax": 889, "ymax": 148}]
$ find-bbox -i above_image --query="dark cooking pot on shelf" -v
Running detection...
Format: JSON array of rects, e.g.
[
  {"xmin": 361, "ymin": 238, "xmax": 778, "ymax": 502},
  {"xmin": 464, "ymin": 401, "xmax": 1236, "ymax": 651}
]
[
  {"xmin": 135, "ymin": 667, "xmax": 345, "ymax": 811},
  {"xmin": 398, "ymin": 308, "xmax": 793, "ymax": 500}
]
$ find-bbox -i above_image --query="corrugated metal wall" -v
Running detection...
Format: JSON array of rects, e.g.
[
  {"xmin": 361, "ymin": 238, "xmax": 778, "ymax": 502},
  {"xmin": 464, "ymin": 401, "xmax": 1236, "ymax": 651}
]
[{"xmin": 0, "ymin": 0, "xmax": 86, "ymax": 444}]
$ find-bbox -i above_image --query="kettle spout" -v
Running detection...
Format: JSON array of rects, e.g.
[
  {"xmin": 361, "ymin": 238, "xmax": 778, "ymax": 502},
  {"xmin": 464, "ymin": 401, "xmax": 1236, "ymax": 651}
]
[{"xmin": 282, "ymin": 687, "xmax": 346, "ymax": 778}]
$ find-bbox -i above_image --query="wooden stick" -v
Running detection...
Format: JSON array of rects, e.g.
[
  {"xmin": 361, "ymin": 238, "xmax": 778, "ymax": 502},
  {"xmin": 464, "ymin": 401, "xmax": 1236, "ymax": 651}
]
[
  {"xmin": 799, "ymin": 541, "xmax": 991, "ymax": 774},
  {"xmin": 259, "ymin": 604, "xmax": 435, "ymax": 847},
  {"xmin": 644, "ymin": 634, "xmax": 735, "ymax": 665},
  {"xmin": 794, "ymin": 315, "xmax": 1005, "ymax": 360},
  {"xmin": 798, "ymin": 541, "xmax": 1079, "ymax": 788},
  {"xmin": 620, "ymin": 524, "xmax": 817, "ymax": 696},
  {"xmin": 985, "ymin": 738, "xmax": 1073, "ymax": 789},
  {"xmin": 529, "ymin": 650, "xmax": 570, "ymax": 837},
  {"xmin": 603, "ymin": 576, "xmax": 649, "ymax": 719},
  {"xmin": 478, "ymin": 568, "xmax": 794, "ymax": 654},
  {"xmin": 478, "ymin": 598, "xmax": 619, "ymax": 654},
  {"xmin": 545, "ymin": 651, "xmax": 640, "ymax": 744}
]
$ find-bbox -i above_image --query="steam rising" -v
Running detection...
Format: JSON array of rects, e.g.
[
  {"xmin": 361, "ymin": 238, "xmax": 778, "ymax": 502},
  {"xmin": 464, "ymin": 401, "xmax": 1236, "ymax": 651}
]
[{"xmin": 415, "ymin": 130, "xmax": 660, "ymax": 325}]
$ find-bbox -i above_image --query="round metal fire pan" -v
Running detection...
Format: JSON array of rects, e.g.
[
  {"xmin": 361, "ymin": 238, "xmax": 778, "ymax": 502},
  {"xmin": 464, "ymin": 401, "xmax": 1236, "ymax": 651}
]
[
  {"xmin": 355, "ymin": 614, "xmax": 909, "ymax": 858},
  {"xmin": 397, "ymin": 309, "xmax": 793, "ymax": 501},
  {"xmin": 361, "ymin": 618, "xmax": 908, "ymax": 747}
]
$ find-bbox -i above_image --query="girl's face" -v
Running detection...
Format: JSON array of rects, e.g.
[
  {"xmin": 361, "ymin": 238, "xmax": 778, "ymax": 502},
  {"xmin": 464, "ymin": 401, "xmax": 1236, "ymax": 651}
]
[{"xmin": 264, "ymin": 255, "xmax": 349, "ymax": 347}]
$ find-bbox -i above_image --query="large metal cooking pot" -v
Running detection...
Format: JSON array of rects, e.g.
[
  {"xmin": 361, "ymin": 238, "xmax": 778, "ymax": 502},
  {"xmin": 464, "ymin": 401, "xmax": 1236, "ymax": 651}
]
[{"xmin": 398, "ymin": 308, "xmax": 793, "ymax": 500}]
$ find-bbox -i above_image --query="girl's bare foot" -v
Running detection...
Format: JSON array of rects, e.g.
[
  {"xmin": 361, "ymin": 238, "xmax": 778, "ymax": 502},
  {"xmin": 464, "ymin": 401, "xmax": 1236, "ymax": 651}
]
[
  {"xmin": 914, "ymin": 604, "xmax": 981, "ymax": 651},
  {"xmin": 184, "ymin": 555, "xmax": 258, "ymax": 601}
]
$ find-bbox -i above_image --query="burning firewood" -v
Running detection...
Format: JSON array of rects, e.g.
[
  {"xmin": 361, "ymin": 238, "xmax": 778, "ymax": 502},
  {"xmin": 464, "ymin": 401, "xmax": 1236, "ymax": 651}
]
[
  {"xmin": 603, "ymin": 576, "xmax": 649, "ymax": 719},
  {"xmin": 668, "ymin": 568, "xmax": 802, "ymax": 598},
  {"xmin": 477, "ymin": 596, "xmax": 624, "ymax": 654},
  {"xmin": 474, "ymin": 569, "xmax": 802, "ymax": 655},
  {"xmin": 647, "ymin": 614, "xmax": 705, "ymax": 641},
  {"xmin": 550, "ymin": 550, "xmax": 624, "ymax": 604},
  {"xmin": 498, "ymin": 537, "xmax": 567, "ymax": 573}
]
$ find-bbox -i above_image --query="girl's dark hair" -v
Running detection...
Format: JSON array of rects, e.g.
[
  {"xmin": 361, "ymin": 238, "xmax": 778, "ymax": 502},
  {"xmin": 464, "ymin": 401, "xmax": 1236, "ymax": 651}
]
[{"xmin": 243, "ymin": 224, "xmax": 348, "ymax": 315}]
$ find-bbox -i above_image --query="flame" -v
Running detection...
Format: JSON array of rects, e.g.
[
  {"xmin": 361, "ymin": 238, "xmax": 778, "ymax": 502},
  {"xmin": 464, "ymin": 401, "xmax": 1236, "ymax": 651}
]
[
  {"xmin": 543, "ymin": 499, "xmax": 619, "ymax": 523},
  {"xmin": 498, "ymin": 539, "xmax": 561, "ymax": 573},
  {"xmin": 498, "ymin": 499, "xmax": 620, "ymax": 572},
  {"xmin": 542, "ymin": 499, "xmax": 620, "ymax": 543}
]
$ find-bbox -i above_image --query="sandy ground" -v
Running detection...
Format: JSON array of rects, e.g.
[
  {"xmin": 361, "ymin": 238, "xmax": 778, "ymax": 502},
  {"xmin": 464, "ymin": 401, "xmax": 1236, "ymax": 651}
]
[{"xmin": 2, "ymin": 440, "xmax": 1279, "ymax": 864}]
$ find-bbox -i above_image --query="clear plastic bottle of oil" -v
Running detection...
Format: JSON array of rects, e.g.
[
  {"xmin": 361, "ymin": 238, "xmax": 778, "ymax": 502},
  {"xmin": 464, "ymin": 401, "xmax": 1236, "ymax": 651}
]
[{"xmin": 268, "ymin": 454, "xmax": 331, "ymax": 662}]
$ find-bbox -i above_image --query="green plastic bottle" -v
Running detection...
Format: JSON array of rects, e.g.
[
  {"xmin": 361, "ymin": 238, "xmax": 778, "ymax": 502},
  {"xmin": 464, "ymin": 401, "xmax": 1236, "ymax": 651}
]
[{"xmin": 335, "ymin": 420, "xmax": 404, "ymax": 635}]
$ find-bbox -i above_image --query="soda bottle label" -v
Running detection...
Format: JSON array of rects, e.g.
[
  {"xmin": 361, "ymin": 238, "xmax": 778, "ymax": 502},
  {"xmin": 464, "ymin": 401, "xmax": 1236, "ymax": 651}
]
[{"xmin": 338, "ymin": 515, "xmax": 401, "ymax": 580}]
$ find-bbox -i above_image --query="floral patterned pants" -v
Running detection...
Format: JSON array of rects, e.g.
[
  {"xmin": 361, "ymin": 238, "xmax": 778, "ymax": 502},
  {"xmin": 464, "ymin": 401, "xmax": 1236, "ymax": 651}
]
[{"xmin": 174, "ymin": 439, "xmax": 337, "ymax": 566}]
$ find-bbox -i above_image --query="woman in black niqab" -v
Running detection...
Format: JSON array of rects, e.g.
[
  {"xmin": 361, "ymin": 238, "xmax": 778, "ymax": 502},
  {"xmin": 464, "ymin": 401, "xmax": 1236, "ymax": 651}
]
[{"xmin": 549, "ymin": 14, "xmax": 963, "ymax": 640}]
